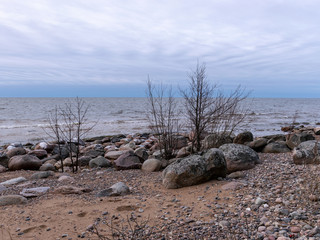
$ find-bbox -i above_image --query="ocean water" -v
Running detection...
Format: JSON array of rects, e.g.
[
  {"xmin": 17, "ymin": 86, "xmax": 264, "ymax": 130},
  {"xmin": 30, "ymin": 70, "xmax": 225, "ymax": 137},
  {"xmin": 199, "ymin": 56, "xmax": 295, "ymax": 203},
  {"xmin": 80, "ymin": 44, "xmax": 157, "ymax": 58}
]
[{"xmin": 0, "ymin": 98, "xmax": 319, "ymax": 145}]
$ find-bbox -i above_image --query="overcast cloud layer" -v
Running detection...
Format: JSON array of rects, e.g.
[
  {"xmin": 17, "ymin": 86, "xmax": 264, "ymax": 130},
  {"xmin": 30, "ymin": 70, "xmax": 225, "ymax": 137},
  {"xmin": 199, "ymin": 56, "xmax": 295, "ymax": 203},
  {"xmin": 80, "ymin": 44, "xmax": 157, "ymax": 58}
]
[{"xmin": 0, "ymin": 0, "xmax": 320, "ymax": 97}]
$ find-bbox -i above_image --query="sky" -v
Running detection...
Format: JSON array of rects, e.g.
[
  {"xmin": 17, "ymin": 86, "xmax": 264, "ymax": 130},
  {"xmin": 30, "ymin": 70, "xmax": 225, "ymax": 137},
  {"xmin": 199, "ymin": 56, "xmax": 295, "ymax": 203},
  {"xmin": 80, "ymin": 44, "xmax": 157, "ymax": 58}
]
[{"xmin": 0, "ymin": 0, "xmax": 320, "ymax": 98}]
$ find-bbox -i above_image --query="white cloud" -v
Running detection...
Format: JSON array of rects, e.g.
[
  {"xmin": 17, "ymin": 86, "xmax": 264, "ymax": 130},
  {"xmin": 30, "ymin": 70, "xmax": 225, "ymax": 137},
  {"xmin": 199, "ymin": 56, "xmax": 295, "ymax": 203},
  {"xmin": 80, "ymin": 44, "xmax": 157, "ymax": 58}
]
[{"xmin": 0, "ymin": 0, "xmax": 320, "ymax": 96}]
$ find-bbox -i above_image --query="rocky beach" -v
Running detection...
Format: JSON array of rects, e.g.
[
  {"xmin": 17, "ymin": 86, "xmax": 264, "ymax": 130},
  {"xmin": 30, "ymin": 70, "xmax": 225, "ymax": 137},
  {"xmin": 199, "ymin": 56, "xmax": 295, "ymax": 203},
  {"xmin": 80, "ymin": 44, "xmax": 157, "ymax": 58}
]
[{"xmin": 1, "ymin": 126, "xmax": 320, "ymax": 240}]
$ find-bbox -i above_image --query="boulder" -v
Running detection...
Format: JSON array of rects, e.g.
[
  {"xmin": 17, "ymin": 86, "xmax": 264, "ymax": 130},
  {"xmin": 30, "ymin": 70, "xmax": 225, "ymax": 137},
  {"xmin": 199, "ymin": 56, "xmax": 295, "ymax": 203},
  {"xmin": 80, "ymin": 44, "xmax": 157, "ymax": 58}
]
[
  {"xmin": 114, "ymin": 151, "xmax": 142, "ymax": 170},
  {"xmin": 262, "ymin": 141, "xmax": 291, "ymax": 153},
  {"xmin": 83, "ymin": 148, "xmax": 104, "ymax": 159},
  {"xmin": 30, "ymin": 171, "xmax": 54, "ymax": 180},
  {"xmin": 0, "ymin": 152, "xmax": 9, "ymax": 168},
  {"xmin": 0, "ymin": 177, "xmax": 27, "ymax": 186},
  {"xmin": 286, "ymin": 132, "xmax": 315, "ymax": 150},
  {"xmin": 314, "ymin": 127, "xmax": 320, "ymax": 135},
  {"xmin": 105, "ymin": 150, "xmax": 127, "ymax": 160},
  {"xmin": 89, "ymin": 156, "xmax": 112, "ymax": 168},
  {"xmin": 28, "ymin": 149, "xmax": 48, "ymax": 159},
  {"xmin": 20, "ymin": 187, "xmax": 50, "ymax": 198},
  {"xmin": 0, "ymin": 195, "xmax": 27, "ymax": 206},
  {"xmin": 96, "ymin": 182, "xmax": 130, "ymax": 197},
  {"xmin": 233, "ymin": 131, "xmax": 254, "ymax": 144},
  {"xmin": 219, "ymin": 143, "xmax": 260, "ymax": 173},
  {"xmin": 247, "ymin": 138, "xmax": 268, "ymax": 152},
  {"xmin": 141, "ymin": 158, "xmax": 162, "ymax": 172},
  {"xmin": 8, "ymin": 155, "xmax": 42, "ymax": 171},
  {"xmin": 162, "ymin": 148, "xmax": 227, "ymax": 189},
  {"xmin": 134, "ymin": 147, "xmax": 149, "ymax": 161},
  {"xmin": 52, "ymin": 145, "xmax": 70, "ymax": 159},
  {"xmin": 6, "ymin": 147, "xmax": 26, "ymax": 158},
  {"xmin": 203, "ymin": 133, "xmax": 233, "ymax": 149},
  {"xmin": 39, "ymin": 163, "xmax": 56, "ymax": 171},
  {"xmin": 293, "ymin": 140, "xmax": 320, "ymax": 164},
  {"xmin": 78, "ymin": 156, "xmax": 92, "ymax": 166}
]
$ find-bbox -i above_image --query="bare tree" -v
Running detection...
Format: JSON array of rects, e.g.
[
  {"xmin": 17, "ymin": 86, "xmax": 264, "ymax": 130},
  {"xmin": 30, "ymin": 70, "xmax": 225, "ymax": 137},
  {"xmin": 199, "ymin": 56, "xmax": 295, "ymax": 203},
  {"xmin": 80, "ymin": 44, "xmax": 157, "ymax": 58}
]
[
  {"xmin": 146, "ymin": 78, "xmax": 180, "ymax": 160},
  {"xmin": 181, "ymin": 62, "xmax": 248, "ymax": 152},
  {"xmin": 44, "ymin": 98, "xmax": 95, "ymax": 173},
  {"xmin": 60, "ymin": 97, "xmax": 95, "ymax": 172}
]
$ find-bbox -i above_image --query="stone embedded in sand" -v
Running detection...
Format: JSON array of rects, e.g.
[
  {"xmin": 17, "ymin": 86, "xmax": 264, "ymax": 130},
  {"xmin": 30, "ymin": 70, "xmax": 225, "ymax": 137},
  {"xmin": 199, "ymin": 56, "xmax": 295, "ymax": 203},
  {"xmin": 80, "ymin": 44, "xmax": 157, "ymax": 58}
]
[
  {"xmin": 54, "ymin": 185, "xmax": 91, "ymax": 195},
  {"xmin": 221, "ymin": 181, "xmax": 245, "ymax": 190},
  {"xmin": 97, "ymin": 182, "xmax": 130, "ymax": 197},
  {"xmin": 20, "ymin": 187, "xmax": 50, "ymax": 198},
  {"xmin": 162, "ymin": 148, "xmax": 227, "ymax": 189},
  {"xmin": 0, "ymin": 195, "xmax": 27, "ymax": 206},
  {"xmin": 8, "ymin": 155, "xmax": 42, "ymax": 171},
  {"xmin": 58, "ymin": 175, "xmax": 75, "ymax": 182},
  {"xmin": 219, "ymin": 143, "xmax": 260, "ymax": 173},
  {"xmin": 1, "ymin": 177, "xmax": 27, "ymax": 186},
  {"xmin": 141, "ymin": 158, "xmax": 162, "ymax": 172},
  {"xmin": 31, "ymin": 171, "xmax": 54, "ymax": 180}
]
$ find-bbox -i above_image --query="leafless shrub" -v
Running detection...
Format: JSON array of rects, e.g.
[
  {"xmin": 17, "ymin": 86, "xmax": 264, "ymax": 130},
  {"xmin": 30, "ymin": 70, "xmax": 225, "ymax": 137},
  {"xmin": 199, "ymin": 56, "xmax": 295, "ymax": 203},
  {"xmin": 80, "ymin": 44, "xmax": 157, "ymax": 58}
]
[
  {"xmin": 89, "ymin": 214, "xmax": 158, "ymax": 240},
  {"xmin": 44, "ymin": 97, "xmax": 95, "ymax": 172},
  {"xmin": 180, "ymin": 62, "xmax": 248, "ymax": 152},
  {"xmin": 146, "ymin": 78, "xmax": 181, "ymax": 160}
]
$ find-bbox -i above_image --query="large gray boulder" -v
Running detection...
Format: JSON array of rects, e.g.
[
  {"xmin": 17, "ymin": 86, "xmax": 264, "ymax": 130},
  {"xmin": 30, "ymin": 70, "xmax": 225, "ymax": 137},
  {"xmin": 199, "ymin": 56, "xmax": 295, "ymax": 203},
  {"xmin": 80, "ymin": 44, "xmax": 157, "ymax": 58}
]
[
  {"xmin": 262, "ymin": 141, "xmax": 291, "ymax": 153},
  {"xmin": 8, "ymin": 155, "xmax": 42, "ymax": 171},
  {"xmin": 286, "ymin": 132, "xmax": 315, "ymax": 150},
  {"xmin": 89, "ymin": 156, "xmax": 112, "ymax": 168},
  {"xmin": 114, "ymin": 151, "xmax": 142, "ymax": 170},
  {"xmin": 219, "ymin": 143, "xmax": 260, "ymax": 173},
  {"xmin": 20, "ymin": 187, "xmax": 50, "ymax": 198},
  {"xmin": 203, "ymin": 133, "xmax": 233, "ymax": 149},
  {"xmin": 293, "ymin": 140, "xmax": 320, "ymax": 164},
  {"xmin": 162, "ymin": 148, "xmax": 227, "ymax": 189}
]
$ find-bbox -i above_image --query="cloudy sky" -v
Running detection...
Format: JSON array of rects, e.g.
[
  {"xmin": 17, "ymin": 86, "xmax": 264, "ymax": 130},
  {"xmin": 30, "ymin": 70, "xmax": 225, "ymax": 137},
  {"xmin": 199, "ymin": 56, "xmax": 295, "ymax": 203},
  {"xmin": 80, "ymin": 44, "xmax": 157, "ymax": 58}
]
[{"xmin": 0, "ymin": 0, "xmax": 319, "ymax": 97}]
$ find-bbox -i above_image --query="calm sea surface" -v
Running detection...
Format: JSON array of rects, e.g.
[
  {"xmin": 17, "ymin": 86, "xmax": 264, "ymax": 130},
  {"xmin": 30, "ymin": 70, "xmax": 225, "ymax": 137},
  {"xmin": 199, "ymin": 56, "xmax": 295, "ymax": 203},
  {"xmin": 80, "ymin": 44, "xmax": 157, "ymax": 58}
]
[{"xmin": 0, "ymin": 98, "xmax": 319, "ymax": 145}]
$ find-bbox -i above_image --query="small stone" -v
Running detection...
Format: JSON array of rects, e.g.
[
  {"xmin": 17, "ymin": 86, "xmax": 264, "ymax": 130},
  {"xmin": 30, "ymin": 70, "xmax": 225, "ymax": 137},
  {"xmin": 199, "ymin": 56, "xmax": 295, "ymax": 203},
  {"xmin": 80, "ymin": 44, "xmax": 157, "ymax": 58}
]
[
  {"xmin": 255, "ymin": 197, "xmax": 266, "ymax": 206},
  {"xmin": 290, "ymin": 226, "xmax": 301, "ymax": 233},
  {"xmin": 258, "ymin": 226, "xmax": 266, "ymax": 232}
]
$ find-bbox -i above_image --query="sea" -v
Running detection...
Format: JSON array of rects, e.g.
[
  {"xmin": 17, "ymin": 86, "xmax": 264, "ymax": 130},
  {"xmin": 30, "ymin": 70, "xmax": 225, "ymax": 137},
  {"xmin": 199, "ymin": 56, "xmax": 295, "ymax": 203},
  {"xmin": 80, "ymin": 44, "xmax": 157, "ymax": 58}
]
[{"xmin": 0, "ymin": 98, "xmax": 319, "ymax": 146}]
